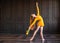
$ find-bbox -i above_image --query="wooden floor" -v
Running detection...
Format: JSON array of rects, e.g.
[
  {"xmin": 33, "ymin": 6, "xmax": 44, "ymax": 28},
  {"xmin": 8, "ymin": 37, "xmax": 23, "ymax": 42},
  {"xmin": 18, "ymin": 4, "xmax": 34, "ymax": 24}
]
[{"xmin": 0, "ymin": 34, "xmax": 60, "ymax": 43}]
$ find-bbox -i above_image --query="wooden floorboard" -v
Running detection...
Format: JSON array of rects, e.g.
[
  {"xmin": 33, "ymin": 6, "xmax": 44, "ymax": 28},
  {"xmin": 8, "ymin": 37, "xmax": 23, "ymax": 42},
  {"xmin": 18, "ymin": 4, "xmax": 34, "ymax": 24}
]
[{"xmin": 0, "ymin": 34, "xmax": 60, "ymax": 43}]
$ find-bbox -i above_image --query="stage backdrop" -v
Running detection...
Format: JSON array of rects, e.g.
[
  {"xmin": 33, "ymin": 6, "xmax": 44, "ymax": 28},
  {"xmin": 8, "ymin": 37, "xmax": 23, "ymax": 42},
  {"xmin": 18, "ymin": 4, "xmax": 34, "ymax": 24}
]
[{"xmin": 0, "ymin": 0, "xmax": 60, "ymax": 34}]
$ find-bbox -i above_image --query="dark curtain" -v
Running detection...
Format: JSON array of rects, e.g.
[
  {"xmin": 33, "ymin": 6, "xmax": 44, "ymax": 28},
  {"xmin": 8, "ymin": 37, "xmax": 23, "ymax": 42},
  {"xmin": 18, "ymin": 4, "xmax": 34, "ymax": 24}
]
[{"xmin": 0, "ymin": 0, "xmax": 60, "ymax": 34}]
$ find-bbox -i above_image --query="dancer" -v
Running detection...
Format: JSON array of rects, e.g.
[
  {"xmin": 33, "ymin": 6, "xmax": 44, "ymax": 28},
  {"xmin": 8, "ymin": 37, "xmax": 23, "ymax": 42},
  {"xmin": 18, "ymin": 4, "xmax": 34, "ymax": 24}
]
[{"xmin": 26, "ymin": 2, "xmax": 45, "ymax": 41}]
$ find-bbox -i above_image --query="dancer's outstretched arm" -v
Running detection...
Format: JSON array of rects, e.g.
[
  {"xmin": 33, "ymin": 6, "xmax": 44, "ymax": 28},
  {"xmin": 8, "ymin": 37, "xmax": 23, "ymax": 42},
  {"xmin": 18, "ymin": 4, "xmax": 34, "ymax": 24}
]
[
  {"xmin": 36, "ymin": 2, "xmax": 40, "ymax": 16},
  {"xmin": 26, "ymin": 18, "xmax": 37, "ymax": 36}
]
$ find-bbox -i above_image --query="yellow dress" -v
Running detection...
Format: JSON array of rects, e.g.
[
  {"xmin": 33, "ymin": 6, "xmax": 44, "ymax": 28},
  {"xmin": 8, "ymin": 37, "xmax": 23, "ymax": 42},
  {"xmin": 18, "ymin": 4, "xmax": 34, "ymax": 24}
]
[{"xmin": 29, "ymin": 15, "xmax": 44, "ymax": 30}]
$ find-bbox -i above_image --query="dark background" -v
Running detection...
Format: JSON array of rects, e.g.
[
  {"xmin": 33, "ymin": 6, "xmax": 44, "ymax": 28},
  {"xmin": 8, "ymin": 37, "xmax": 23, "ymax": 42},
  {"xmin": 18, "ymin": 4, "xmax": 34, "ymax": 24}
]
[{"xmin": 0, "ymin": 0, "xmax": 60, "ymax": 34}]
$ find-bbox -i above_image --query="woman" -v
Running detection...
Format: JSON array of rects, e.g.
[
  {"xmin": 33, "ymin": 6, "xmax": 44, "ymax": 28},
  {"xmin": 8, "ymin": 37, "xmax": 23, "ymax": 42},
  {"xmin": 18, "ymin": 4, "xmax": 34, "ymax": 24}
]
[{"xmin": 26, "ymin": 2, "xmax": 45, "ymax": 41}]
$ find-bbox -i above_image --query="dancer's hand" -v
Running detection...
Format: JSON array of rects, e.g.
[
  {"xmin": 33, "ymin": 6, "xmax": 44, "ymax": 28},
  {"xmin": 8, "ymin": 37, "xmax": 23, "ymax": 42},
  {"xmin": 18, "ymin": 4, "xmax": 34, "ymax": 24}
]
[
  {"xmin": 26, "ymin": 30, "xmax": 29, "ymax": 35},
  {"xmin": 36, "ymin": 2, "xmax": 38, "ymax": 7},
  {"xmin": 26, "ymin": 28, "xmax": 30, "ymax": 36}
]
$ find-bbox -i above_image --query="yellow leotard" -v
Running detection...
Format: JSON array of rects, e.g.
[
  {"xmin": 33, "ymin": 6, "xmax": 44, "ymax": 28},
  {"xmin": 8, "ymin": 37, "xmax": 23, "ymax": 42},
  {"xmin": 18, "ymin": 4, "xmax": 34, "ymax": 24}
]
[
  {"xmin": 29, "ymin": 2, "xmax": 45, "ymax": 30},
  {"xmin": 29, "ymin": 15, "xmax": 44, "ymax": 30}
]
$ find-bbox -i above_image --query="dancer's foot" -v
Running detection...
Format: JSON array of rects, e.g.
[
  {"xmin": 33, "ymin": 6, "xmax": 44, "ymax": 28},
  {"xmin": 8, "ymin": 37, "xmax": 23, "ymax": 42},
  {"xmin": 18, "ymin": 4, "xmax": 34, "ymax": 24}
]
[
  {"xmin": 42, "ymin": 38, "xmax": 45, "ymax": 41},
  {"xmin": 30, "ymin": 38, "xmax": 33, "ymax": 41}
]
